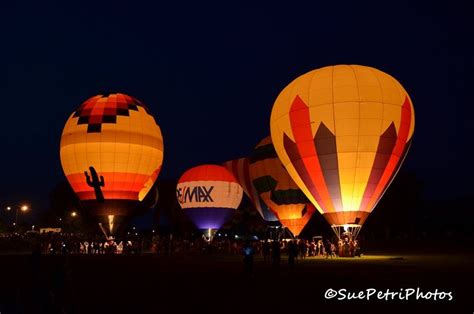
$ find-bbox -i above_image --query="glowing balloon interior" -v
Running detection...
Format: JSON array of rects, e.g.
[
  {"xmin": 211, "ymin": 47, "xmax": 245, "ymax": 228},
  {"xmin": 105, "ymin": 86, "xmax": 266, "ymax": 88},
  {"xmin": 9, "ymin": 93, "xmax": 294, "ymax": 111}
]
[
  {"xmin": 177, "ymin": 165, "xmax": 243, "ymax": 235},
  {"xmin": 270, "ymin": 65, "xmax": 415, "ymax": 235},
  {"xmin": 60, "ymin": 93, "xmax": 164, "ymax": 234},
  {"xmin": 249, "ymin": 136, "xmax": 315, "ymax": 237}
]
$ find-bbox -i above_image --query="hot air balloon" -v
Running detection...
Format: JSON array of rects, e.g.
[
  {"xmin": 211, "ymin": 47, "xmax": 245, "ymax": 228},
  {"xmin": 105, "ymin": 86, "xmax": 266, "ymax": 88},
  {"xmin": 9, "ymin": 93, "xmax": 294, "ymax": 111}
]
[
  {"xmin": 249, "ymin": 137, "xmax": 315, "ymax": 237},
  {"xmin": 60, "ymin": 93, "xmax": 164, "ymax": 235},
  {"xmin": 222, "ymin": 157, "xmax": 278, "ymax": 222},
  {"xmin": 270, "ymin": 65, "xmax": 415, "ymax": 239},
  {"xmin": 176, "ymin": 165, "xmax": 243, "ymax": 240}
]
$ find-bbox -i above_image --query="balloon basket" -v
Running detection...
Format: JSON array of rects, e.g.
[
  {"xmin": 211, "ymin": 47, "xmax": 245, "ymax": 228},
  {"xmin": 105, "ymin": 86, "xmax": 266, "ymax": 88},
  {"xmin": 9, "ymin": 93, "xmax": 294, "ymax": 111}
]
[
  {"xmin": 202, "ymin": 228, "xmax": 217, "ymax": 243},
  {"xmin": 331, "ymin": 224, "xmax": 362, "ymax": 240},
  {"xmin": 264, "ymin": 225, "xmax": 292, "ymax": 241}
]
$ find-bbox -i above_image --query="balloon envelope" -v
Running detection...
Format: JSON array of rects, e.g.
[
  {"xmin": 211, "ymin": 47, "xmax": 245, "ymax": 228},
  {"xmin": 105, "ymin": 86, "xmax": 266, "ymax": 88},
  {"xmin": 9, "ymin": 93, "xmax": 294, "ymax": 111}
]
[
  {"xmin": 270, "ymin": 65, "xmax": 415, "ymax": 228},
  {"xmin": 177, "ymin": 165, "xmax": 243, "ymax": 230},
  {"xmin": 60, "ymin": 93, "xmax": 164, "ymax": 233},
  {"xmin": 249, "ymin": 137, "xmax": 315, "ymax": 236},
  {"xmin": 222, "ymin": 157, "xmax": 278, "ymax": 222}
]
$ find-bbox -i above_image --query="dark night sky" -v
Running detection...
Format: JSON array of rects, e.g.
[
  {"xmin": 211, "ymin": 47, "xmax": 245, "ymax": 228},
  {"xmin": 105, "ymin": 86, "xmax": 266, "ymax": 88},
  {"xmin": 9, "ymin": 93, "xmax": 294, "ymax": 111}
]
[{"xmin": 1, "ymin": 0, "xmax": 473, "ymax": 212}]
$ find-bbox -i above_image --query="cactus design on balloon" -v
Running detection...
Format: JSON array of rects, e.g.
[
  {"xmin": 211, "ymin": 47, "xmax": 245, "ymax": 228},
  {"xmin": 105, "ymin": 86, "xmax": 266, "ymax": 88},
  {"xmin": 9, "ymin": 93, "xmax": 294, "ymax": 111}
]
[{"xmin": 84, "ymin": 166, "xmax": 105, "ymax": 202}]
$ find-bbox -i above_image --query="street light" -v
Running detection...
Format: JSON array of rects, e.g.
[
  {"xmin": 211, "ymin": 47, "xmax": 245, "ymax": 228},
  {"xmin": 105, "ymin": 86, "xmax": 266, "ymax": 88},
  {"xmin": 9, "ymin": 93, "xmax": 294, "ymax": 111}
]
[
  {"xmin": 71, "ymin": 211, "xmax": 77, "ymax": 217},
  {"xmin": 5, "ymin": 204, "xmax": 30, "ymax": 232}
]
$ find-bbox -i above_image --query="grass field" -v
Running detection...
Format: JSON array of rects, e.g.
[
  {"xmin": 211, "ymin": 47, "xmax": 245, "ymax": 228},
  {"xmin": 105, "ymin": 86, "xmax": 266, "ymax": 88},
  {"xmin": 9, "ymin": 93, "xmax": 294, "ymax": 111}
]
[{"xmin": 0, "ymin": 252, "xmax": 472, "ymax": 313}]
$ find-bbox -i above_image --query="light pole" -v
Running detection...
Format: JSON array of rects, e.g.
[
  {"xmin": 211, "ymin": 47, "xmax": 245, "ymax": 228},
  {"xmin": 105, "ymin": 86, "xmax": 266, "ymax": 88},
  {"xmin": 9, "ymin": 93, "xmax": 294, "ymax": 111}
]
[
  {"xmin": 69, "ymin": 211, "xmax": 79, "ymax": 232},
  {"xmin": 6, "ymin": 204, "xmax": 29, "ymax": 232}
]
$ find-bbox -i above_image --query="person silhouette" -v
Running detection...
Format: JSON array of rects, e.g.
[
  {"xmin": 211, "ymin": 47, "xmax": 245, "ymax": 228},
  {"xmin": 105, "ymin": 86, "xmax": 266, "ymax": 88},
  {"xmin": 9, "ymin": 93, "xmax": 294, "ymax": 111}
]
[
  {"xmin": 272, "ymin": 240, "xmax": 281, "ymax": 267},
  {"xmin": 288, "ymin": 240, "xmax": 297, "ymax": 269},
  {"xmin": 262, "ymin": 239, "xmax": 270, "ymax": 262},
  {"xmin": 243, "ymin": 240, "xmax": 254, "ymax": 275}
]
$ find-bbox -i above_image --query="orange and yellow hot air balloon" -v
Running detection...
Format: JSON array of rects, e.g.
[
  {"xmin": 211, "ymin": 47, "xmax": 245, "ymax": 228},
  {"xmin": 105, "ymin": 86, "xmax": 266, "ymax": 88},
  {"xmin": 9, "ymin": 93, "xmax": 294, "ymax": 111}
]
[
  {"xmin": 270, "ymin": 65, "xmax": 415, "ymax": 238},
  {"xmin": 222, "ymin": 157, "xmax": 278, "ymax": 222},
  {"xmin": 60, "ymin": 93, "xmax": 164, "ymax": 234},
  {"xmin": 249, "ymin": 136, "xmax": 315, "ymax": 237}
]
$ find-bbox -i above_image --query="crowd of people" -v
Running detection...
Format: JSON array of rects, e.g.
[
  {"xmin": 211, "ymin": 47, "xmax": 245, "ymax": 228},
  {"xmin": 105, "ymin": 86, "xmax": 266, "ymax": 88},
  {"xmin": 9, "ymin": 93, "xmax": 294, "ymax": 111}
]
[
  {"xmin": 147, "ymin": 236, "xmax": 361, "ymax": 258},
  {"xmin": 0, "ymin": 232, "xmax": 148, "ymax": 255},
  {"xmin": 0, "ymin": 231, "xmax": 361, "ymax": 259},
  {"xmin": 249, "ymin": 237, "xmax": 361, "ymax": 261},
  {"xmin": 240, "ymin": 237, "xmax": 361, "ymax": 274}
]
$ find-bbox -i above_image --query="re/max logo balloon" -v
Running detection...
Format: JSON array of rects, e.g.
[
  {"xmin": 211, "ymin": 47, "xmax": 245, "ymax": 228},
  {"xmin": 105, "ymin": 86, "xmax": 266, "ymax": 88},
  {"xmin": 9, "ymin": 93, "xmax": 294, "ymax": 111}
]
[{"xmin": 177, "ymin": 186, "xmax": 214, "ymax": 203}]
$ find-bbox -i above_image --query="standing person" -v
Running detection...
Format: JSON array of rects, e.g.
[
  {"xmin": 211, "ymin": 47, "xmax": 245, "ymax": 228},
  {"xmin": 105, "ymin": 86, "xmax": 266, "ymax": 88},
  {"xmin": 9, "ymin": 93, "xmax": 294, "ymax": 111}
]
[
  {"xmin": 111, "ymin": 240, "xmax": 117, "ymax": 254},
  {"xmin": 243, "ymin": 241, "xmax": 254, "ymax": 275},
  {"xmin": 262, "ymin": 240, "xmax": 270, "ymax": 262},
  {"xmin": 330, "ymin": 242, "xmax": 336, "ymax": 258},
  {"xmin": 354, "ymin": 240, "xmax": 361, "ymax": 257},
  {"xmin": 343, "ymin": 239, "xmax": 350, "ymax": 257},
  {"xmin": 287, "ymin": 240, "xmax": 297, "ymax": 269},
  {"xmin": 271, "ymin": 240, "xmax": 281, "ymax": 267},
  {"xmin": 168, "ymin": 235, "xmax": 173, "ymax": 255},
  {"xmin": 309, "ymin": 240, "xmax": 316, "ymax": 257},
  {"xmin": 324, "ymin": 240, "xmax": 331, "ymax": 259},
  {"xmin": 298, "ymin": 240, "xmax": 307, "ymax": 259}
]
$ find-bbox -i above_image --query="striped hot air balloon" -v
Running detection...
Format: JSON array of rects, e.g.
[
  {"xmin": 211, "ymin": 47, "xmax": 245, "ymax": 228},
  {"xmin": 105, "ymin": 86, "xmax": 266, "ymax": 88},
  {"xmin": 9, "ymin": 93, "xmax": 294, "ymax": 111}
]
[
  {"xmin": 222, "ymin": 157, "xmax": 278, "ymax": 222},
  {"xmin": 270, "ymin": 65, "xmax": 415, "ymax": 238},
  {"xmin": 249, "ymin": 137, "xmax": 315, "ymax": 237},
  {"xmin": 60, "ymin": 93, "xmax": 164, "ymax": 234},
  {"xmin": 176, "ymin": 165, "xmax": 243, "ymax": 240}
]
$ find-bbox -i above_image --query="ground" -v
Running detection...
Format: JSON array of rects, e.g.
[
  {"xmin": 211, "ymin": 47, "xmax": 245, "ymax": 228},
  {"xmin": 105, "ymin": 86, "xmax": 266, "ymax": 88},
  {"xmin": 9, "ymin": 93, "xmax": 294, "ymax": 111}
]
[{"xmin": 0, "ymin": 252, "xmax": 472, "ymax": 313}]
